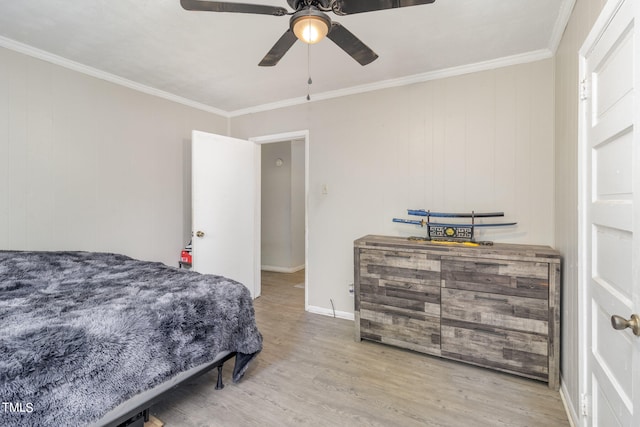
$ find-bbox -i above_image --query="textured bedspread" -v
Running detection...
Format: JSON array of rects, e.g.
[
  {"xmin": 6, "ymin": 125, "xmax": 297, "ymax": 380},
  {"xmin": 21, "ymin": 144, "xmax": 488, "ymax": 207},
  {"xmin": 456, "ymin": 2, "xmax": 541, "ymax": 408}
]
[{"xmin": 0, "ymin": 251, "xmax": 262, "ymax": 427}]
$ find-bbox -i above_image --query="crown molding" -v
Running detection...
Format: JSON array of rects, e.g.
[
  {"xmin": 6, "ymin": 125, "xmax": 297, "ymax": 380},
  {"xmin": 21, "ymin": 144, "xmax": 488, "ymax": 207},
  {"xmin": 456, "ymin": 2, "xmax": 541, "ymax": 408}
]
[
  {"xmin": 228, "ymin": 48, "xmax": 553, "ymax": 117},
  {"xmin": 0, "ymin": 35, "xmax": 554, "ymax": 121},
  {"xmin": 0, "ymin": 36, "xmax": 230, "ymax": 118},
  {"xmin": 548, "ymin": 0, "xmax": 577, "ymax": 54}
]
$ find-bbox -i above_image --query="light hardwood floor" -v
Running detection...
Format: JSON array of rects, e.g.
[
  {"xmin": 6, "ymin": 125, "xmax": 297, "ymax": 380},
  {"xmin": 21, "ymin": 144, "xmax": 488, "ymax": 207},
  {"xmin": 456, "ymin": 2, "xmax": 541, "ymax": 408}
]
[{"xmin": 151, "ymin": 270, "xmax": 569, "ymax": 426}]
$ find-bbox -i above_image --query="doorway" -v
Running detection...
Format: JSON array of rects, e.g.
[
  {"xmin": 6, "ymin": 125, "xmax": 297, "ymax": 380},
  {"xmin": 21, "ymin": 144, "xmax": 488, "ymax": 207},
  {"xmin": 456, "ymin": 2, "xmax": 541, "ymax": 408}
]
[
  {"xmin": 251, "ymin": 131, "xmax": 309, "ymax": 309},
  {"xmin": 260, "ymin": 139, "xmax": 305, "ymax": 273}
]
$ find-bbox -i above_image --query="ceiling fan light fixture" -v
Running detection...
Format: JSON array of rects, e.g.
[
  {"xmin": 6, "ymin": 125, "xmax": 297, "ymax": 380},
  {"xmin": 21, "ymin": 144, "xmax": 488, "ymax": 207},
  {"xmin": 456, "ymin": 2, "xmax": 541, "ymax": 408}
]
[{"xmin": 291, "ymin": 12, "xmax": 330, "ymax": 44}]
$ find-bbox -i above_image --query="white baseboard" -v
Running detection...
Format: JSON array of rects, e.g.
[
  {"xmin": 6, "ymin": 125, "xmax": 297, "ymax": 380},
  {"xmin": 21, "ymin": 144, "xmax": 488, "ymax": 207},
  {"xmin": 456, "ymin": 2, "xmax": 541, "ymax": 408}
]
[
  {"xmin": 559, "ymin": 376, "xmax": 579, "ymax": 427},
  {"xmin": 306, "ymin": 305, "xmax": 355, "ymax": 321},
  {"xmin": 261, "ymin": 264, "xmax": 305, "ymax": 273}
]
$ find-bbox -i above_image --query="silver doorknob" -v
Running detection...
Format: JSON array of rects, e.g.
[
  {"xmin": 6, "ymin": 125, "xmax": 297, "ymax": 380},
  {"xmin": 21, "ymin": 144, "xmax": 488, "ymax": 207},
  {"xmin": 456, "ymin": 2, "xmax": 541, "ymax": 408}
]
[
  {"xmin": 196, "ymin": 231, "xmax": 205, "ymax": 238},
  {"xmin": 611, "ymin": 314, "xmax": 640, "ymax": 336}
]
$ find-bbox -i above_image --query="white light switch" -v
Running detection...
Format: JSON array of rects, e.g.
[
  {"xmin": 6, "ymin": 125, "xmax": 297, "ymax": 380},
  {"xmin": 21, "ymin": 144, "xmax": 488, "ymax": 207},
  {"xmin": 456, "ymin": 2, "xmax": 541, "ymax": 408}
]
[{"xmin": 321, "ymin": 184, "xmax": 328, "ymax": 195}]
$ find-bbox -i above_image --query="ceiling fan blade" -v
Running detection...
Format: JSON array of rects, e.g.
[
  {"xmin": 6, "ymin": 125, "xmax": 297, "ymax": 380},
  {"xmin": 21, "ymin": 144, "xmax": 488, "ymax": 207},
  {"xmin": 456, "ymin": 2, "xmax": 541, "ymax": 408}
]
[
  {"xmin": 333, "ymin": 0, "xmax": 435, "ymax": 15},
  {"xmin": 327, "ymin": 22, "xmax": 378, "ymax": 66},
  {"xmin": 259, "ymin": 29, "xmax": 298, "ymax": 66},
  {"xmin": 180, "ymin": 0, "xmax": 288, "ymax": 16}
]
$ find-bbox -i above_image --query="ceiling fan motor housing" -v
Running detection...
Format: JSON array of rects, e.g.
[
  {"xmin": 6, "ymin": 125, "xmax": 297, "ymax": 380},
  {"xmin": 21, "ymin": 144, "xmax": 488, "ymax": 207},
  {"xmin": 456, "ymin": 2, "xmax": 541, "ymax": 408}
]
[
  {"xmin": 287, "ymin": 0, "xmax": 334, "ymax": 10},
  {"xmin": 290, "ymin": 7, "xmax": 332, "ymax": 32}
]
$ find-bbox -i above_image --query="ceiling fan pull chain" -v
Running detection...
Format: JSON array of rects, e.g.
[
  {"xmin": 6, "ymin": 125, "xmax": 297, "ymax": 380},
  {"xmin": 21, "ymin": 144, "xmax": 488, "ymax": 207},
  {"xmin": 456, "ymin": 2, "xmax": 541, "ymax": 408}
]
[{"xmin": 307, "ymin": 42, "xmax": 312, "ymax": 101}]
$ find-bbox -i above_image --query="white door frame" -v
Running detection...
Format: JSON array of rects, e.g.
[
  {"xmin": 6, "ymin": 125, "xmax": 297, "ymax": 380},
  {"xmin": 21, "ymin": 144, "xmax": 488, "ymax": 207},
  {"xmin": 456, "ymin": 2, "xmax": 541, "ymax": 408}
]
[
  {"xmin": 578, "ymin": 0, "xmax": 637, "ymax": 425},
  {"xmin": 250, "ymin": 130, "xmax": 310, "ymax": 310}
]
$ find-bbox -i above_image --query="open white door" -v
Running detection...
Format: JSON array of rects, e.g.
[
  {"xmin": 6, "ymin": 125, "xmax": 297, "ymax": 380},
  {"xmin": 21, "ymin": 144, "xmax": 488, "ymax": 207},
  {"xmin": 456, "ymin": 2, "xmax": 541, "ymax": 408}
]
[
  {"xmin": 191, "ymin": 131, "xmax": 260, "ymax": 298},
  {"xmin": 579, "ymin": 0, "xmax": 640, "ymax": 425}
]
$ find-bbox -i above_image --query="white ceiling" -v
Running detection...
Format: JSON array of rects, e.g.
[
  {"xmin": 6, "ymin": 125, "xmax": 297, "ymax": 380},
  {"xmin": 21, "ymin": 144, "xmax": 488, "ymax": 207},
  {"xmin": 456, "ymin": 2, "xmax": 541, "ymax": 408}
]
[{"xmin": 0, "ymin": 0, "xmax": 574, "ymax": 115}]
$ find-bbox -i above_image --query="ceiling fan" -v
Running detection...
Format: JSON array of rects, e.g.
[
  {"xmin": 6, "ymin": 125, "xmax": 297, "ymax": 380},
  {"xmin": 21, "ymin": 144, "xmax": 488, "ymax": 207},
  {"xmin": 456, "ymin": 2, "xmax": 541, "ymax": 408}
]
[{"xmin": 180, "ymin": 0, "xmax": 436, "ymax": 66}]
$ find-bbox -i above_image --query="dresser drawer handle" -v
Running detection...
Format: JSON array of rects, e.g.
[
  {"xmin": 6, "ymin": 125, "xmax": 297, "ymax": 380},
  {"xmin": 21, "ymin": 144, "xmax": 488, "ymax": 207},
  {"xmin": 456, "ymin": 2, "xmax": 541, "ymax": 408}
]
[
  {"xmin": 475, "ymin": 295, "xmax": 509, "ymax": 304},
  {"xmin": 464, "ymin": 261, "xmax": 506, "ymax": 268},
  {"xmin": 384, "ymin": 253, "xmax": 411, "ymax": 259},
  {"xmin": 481, "ymin": 329, "xmax": 507, "ymax": 338}
]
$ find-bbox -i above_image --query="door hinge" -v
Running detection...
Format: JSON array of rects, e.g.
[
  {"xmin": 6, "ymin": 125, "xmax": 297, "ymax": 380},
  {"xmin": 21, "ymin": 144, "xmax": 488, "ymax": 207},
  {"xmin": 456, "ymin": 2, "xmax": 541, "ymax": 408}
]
[
  {"xmin": 579, "ymin": 79, "xmax": 590, "ymax": 101},
  {"xmin": 581, "ymin": 393, "xmax": 591, "ymax": 417}
]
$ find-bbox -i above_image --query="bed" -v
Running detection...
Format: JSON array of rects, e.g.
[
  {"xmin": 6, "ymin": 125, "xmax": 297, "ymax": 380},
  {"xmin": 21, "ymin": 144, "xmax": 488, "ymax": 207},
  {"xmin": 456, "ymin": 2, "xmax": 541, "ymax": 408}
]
[{"xmin": 0, "ymin": 250, "xmax": 263, "ymax": 427}]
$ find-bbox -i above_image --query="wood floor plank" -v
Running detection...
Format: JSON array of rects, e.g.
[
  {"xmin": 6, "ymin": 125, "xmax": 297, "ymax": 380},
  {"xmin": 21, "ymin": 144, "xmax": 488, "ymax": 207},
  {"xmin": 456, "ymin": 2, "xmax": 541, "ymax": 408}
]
[{"xmin": 151, "ymin": 270, "xmax": 569, "ymax": 426}]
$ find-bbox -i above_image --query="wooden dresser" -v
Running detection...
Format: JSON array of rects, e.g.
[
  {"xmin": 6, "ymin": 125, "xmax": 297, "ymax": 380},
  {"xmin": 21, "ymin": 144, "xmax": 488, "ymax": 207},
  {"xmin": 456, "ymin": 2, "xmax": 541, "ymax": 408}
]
[{"xmin": 354, "ymin": 235, "xmax": 561, "ymax": 390}]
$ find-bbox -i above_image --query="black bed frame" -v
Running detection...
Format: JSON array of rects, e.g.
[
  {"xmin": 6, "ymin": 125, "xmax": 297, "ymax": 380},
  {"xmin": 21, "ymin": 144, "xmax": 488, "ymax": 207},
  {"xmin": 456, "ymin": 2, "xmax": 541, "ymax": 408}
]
[{"xmin": 106, "ymin": 352, "xmax": 237, "ymax": 427}]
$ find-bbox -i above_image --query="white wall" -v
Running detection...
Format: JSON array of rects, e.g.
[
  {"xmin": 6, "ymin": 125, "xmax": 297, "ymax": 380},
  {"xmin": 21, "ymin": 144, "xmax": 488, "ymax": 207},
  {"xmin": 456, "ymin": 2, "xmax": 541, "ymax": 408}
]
[
  {"xmin": 261, "ymin": 141, "xmax": 292, "ymax": 268},
  {"xmin": 261, "ymin": 139, "xmax": 305, "ymax": 271},
  {"xmin": 554, "ymin": 0, "xmax": 606, "ymax": 422},
  {"xmin": 290, "ymin": 139, "xmax": 305, "ymax": 269},
  {"xmin": 231, "ymin": 59, "xmax": 555, "ymax": 316},
  {"xmin": 0, "ymin": 46, "xmax": 228, "ymax": 267}
]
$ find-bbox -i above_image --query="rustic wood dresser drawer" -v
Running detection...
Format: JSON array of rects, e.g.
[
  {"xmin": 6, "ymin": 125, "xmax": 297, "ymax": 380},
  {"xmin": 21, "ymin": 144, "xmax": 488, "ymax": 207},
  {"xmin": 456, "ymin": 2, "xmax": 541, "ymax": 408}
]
[
  {"xmin": 359, "ymin": 248, "xmax": 440, "ymax": 286},
  {"xmin": 440, "ymin": 320, "xmax": 549, "ymax": 380},
  {"xmin": 359, "ymin": 305, "xmax": 441, "ymax": 355},
  {"xmin": 441, "ymin": 257, "xmax": 550, "ymax": 297},
  {"xmin": 357, "ymin": 248, "xmax": 442, "ymax": 355},
  {"xmin": 354, "ymin": 235, "xmax": 561, "ymax": 390},
  {"xmin": 440, "ymin": 288, "xmax": 549, "ymax": 334}
]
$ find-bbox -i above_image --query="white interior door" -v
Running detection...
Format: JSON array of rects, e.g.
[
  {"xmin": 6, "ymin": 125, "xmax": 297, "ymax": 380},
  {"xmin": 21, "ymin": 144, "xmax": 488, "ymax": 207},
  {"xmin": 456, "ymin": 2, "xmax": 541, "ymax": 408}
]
[
  {"xmin": 579, "ymin": 0, "xmax": 640, "ymax": 425},
  {"xmin": 192, "ymin": 130, "xmax": 260, "ymax": 298}
]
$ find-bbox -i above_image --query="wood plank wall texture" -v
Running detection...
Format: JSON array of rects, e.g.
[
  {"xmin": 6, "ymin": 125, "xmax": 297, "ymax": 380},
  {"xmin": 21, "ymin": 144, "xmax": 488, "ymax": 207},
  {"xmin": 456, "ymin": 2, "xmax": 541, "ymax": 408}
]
[
  {"xmin": 0, "ymin": 46, "xmax": 227, "ymax": 266},
  {"xmin": 231, "ymin": 59, "xmax": 555, "ymax": 321}
]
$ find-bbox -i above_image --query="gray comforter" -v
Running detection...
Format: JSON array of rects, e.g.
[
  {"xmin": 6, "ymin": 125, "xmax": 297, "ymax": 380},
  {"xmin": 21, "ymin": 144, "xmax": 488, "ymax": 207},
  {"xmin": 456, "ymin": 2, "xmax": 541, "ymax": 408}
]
[{"xmin": 0, "ymin": 251, "xmax": 262, "ymax": 427}]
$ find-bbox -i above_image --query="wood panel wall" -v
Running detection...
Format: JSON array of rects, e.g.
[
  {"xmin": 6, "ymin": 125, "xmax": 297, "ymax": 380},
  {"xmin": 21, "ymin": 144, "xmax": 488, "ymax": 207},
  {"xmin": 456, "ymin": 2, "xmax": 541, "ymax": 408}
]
[
  {"xmin": 231, "ymin": 59, "xmax": 555, "ymax": 318},
  {"xmin": 0, "ymin": 46, "xmax": 228, "ymax": 266}
]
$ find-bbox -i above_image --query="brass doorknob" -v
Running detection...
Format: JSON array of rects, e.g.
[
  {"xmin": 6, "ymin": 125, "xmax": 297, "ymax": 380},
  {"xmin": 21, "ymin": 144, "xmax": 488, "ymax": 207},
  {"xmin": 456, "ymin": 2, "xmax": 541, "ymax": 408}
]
[
  {"xmin": 611, "ymin": 314, "xmax": 640, "ymax": 336},
  {"xmin": 196, "ymin": 231, "xmax": 205, "ymax": 238}
]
